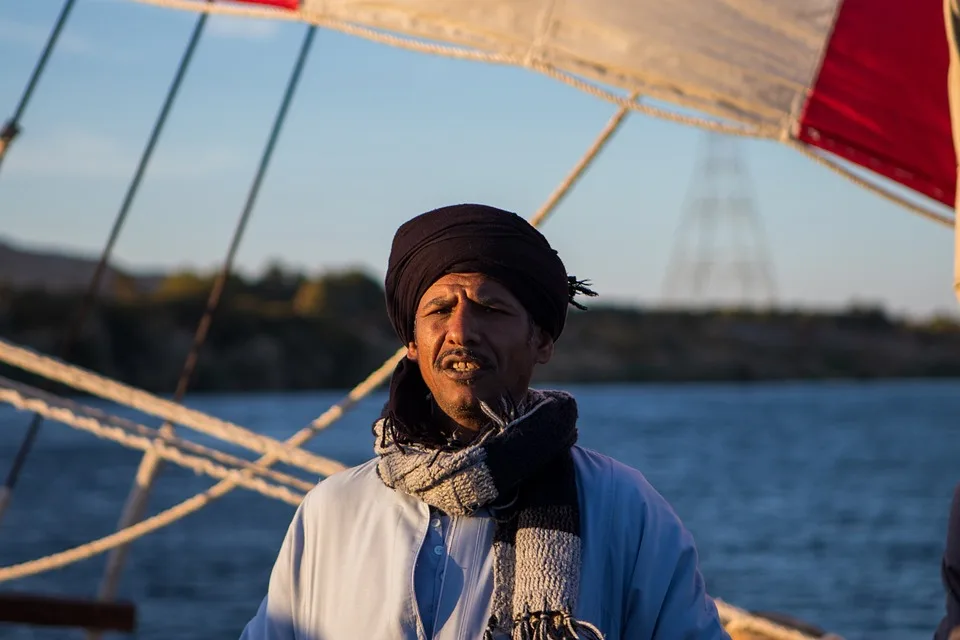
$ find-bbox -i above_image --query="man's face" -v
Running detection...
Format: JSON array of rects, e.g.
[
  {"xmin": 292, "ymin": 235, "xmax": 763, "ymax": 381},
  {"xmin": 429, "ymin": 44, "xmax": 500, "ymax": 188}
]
[{"xmin": 407, "ymin": 272, "xmax": 554, "ymax": 430}]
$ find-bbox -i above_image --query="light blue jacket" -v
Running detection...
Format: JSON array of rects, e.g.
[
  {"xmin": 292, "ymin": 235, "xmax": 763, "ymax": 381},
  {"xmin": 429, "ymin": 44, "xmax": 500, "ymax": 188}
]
[{"xmin": 239, "ymin": 446, "xmax": 730, "ymax": 640}]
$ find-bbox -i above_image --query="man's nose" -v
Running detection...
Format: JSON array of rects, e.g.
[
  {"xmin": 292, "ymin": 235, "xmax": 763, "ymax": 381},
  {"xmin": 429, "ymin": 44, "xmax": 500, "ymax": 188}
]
[{"xmin": 445, "ymin": 305, "xmax": 482, "ymax": 345}]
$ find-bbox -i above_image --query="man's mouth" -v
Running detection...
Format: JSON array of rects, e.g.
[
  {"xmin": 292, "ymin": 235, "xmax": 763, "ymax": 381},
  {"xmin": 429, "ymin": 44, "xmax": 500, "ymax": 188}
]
[
  {"xmin": 449, "ymin": 360, "xmax": 480, "ymax": 372},
  {"xmin": 438, "ymin": 352, "xmax": 490, "ymax": 381}
]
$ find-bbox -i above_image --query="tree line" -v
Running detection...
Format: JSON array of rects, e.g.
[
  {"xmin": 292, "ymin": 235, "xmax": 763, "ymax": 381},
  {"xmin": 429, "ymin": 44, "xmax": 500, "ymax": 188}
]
[{"xmin": 1, "ymin": 264, "xmax": 959, "ymax": 393}]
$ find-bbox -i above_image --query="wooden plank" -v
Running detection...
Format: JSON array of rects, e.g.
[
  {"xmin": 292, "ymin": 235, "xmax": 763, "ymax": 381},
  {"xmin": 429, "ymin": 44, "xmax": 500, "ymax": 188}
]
[{"xmin": 0, "ymin": 591, "xmax": 136, "ymax": 632}]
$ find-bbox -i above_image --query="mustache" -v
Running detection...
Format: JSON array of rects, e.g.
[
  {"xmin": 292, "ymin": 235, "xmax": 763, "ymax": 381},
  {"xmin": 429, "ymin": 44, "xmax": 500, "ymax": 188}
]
[{"xmin": 434, "ymin": 347, "xmax": 492, "ymax": 370}]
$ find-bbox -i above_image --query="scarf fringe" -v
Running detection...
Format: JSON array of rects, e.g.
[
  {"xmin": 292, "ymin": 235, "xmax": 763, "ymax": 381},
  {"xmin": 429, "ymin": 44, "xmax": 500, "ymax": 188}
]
[{"xmin": 484, "ymin": 612, "xmax": 605, "ymax": 640}]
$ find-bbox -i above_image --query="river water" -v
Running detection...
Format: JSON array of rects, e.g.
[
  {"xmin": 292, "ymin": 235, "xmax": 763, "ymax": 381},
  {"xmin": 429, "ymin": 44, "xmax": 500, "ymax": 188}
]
[{"xmin": 0, "ymin": 380, "xmax": 957, "ymax": 639}]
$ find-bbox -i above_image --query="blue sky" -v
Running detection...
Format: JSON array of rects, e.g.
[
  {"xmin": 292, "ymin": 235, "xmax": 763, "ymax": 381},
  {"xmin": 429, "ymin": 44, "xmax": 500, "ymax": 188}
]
[{"xmin": 1, "ymin": 0, "xmax": 958, "ymax": 318}]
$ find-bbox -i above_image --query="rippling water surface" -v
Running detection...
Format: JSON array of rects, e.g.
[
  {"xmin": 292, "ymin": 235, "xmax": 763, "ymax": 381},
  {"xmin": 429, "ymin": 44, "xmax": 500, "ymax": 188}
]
[{"xmin": 1, "ymin": 380, "xmax": 957, "ymax": 639}]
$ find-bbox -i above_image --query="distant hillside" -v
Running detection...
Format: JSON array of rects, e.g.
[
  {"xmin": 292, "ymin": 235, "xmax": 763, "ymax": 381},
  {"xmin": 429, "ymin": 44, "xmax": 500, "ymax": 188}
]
[
  {"xmin": 0, "ymin": 237, "xmax": 163, "ymax": 296},
  {"xmin": 1, "ymin": 236, "xmax": 959, "ymax": 391},
  {"xmin": 1, "ymin": 274, "xmax": 959, "ymax": 392}
]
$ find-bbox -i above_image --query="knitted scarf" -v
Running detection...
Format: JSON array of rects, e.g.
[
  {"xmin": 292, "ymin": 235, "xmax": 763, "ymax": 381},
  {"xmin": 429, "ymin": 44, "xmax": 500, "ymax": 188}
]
[{"xmin": 373, "ymin": 389, "xmax": 604, "ymax": 640}]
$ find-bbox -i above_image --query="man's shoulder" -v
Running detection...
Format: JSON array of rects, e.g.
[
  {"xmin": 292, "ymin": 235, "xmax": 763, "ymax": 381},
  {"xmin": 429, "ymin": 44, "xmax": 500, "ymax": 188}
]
[
  {"xmin": 300, "ymin": 457, "xmax": 386, "ymax": 512},
  {"xmin": 572, "ymin": 444, "xmax": 657, "ymax": 496},
  {"xmin": 572, "ymin": 445, "xmax": 684, "ymax": 527}
]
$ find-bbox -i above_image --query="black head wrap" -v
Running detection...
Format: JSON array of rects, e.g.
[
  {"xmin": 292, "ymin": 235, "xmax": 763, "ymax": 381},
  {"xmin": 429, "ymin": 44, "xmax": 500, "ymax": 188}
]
[
  {"xmin": 385, "ymin": 203, "xmax": 590, "ymax": 343},
  {"xmin": 379, "ymin": 203, "xmax": 597, "ymax": 447}
]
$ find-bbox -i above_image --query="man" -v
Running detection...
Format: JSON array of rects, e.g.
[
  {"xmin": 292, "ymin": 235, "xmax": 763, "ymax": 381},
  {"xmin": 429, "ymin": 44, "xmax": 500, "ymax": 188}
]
[{"xmin": 240, "ymin": 203, "xmax": 729, "ymax": 640}]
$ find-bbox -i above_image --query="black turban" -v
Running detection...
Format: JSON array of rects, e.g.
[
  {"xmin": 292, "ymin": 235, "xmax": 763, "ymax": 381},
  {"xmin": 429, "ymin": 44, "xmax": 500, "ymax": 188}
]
[{"xmin": 385, "ymin": 203, "xmax": 581, "ymax": 344}]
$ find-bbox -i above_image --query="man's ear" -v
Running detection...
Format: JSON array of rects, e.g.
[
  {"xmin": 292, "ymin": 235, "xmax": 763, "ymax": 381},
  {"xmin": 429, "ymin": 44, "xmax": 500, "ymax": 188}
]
[
  {"xmin": 534, "ymin": 329, "xmax": 554, "ymax": 365},
  {"xmin": 406, "ymin": 341, "xmax": 419, "ymax": 361}
]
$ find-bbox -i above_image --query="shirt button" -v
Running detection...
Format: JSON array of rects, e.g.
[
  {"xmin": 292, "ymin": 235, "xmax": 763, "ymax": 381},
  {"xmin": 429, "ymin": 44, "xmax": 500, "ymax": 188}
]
[
  {"xmin": 433, "ymin": 545, "xmax": 444, "ymax": 556},
  {"xmin": 431, "ymin": 519, "xmax": 441, "ymax": 528}
]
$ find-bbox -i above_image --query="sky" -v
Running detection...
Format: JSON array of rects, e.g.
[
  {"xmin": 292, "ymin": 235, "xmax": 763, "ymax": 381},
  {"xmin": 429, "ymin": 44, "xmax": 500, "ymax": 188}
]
[{"xmin": 1, "ymin": 0, "xmax": 958, "ymax": 319}]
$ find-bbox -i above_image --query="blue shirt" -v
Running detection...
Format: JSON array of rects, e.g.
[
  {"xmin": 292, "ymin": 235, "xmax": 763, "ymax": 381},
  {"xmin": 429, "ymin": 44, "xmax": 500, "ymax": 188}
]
[
  {"xmin": 413, "ymin": 505, "xmax": 496, "ymax": 636},
  {"xmin": 414, "ymin": 507, "xmax": 450, "ymax": 636}
]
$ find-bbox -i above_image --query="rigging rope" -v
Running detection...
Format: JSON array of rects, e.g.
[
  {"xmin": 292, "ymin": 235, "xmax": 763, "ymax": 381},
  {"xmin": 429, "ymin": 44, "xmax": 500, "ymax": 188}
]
[
  {"xmin": 0, "ymin": 376, "xmax": 316, "ymax": 493},
  {"xmin": 0, "ymin": 385, "xmax": 307, "ymax": 506},
  {"xmin": 0, "ymin": 0, "xmax": 78, "ymax": 173},
  {"xmin": 529, "ymin": 91, "xmax": 639, "ymax": 228},
  {"xmin": 0, "ymin": 338, "xmax": 343, "ymax": 476},
  {"xmin": 0, "ymin": 350, "xmax": 399, "ymax": 583},
  {"xmin": 91, "ymin": 23, "xmax": 320, "ymax": 619},
  {"xmin": 790, "ymin": 142, "xmax": 956, "ymax": 229},
  {"xmin": 0, "ymin": 92, "xmax": 636, "ymax": 585},
  {"xmin": 0, "ymin": 1, "xmax": 215, "ymax": 531}
]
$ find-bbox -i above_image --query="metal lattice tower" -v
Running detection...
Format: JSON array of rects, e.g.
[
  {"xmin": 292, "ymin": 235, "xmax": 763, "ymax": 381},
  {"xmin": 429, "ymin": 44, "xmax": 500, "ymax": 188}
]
[{"xmin": 660, "ymin": 131, "xmax": 778, "ymax": 308}]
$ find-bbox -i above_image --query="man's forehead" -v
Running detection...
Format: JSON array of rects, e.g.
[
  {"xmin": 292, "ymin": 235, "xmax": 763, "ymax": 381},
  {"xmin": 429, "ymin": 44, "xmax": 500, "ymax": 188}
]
[{"xmin": 418, "ymin": 273, "xmax": 516, "ymax": 303}]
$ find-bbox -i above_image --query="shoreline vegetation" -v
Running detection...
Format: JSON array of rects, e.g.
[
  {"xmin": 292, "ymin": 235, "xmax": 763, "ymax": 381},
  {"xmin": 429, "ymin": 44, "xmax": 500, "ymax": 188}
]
[{"xmin": 2, "ymin": 260, "xmax": 959, "ymax": 393}]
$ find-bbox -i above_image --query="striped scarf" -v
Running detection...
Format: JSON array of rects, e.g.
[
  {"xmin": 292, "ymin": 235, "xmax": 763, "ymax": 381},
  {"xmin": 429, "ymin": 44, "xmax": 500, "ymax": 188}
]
[{"xmin": 373, "ymin": 389, "xmax": 604, "ymax": 640}]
